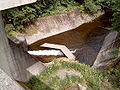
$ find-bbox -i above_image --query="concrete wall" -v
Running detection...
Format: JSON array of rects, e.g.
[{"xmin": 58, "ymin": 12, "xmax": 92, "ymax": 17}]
[
  {"xmin": 0, "ymin": 12, "xmax": 43, "ymax": 82},
  {"xmin": 9, "ymin": 40, "xmax": 39, "ymax": 81},
  {"xmin": 0, "ymin": 12, "xmax": 15, "ymax": 78},
  {"xmin": 25, "ymin": 10, "xmax": 101, "ymax": 45},
  {"xmin": 92, "ymin": 32, "xmax": 120, "ymax": 70}
]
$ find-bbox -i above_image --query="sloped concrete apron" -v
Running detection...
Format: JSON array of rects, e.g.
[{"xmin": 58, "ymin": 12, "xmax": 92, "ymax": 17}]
[
  {"xmin": 92, "ymin": 31, "xmax": 120, "ymax": 70},
  {"xmin": 23, "ymin": 10, "xmax": 101, "ymax": 45}
]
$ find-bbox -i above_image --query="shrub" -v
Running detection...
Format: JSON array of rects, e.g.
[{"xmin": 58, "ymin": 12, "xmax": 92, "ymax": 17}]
[
  {"xmin": 5, "ymin": 24, "xmax": 17, "ymax": 37},
  {"xmin": 84, "ymin": 0, "xmax": 101, "ymax": 14},
  {"xmin": 96, "ymin": 0, "xmax": 120, "ymax": 32},
  {"xmin": 2, "ymin": 0, "xmax": 103, "ymax": 35},
  {"xmin": 2, "ymin": 0, "xmax": 79, "ymax": 33},
  {"xmin": 112, "ymin": 0, "xmax": 120, "ymax": 32}
]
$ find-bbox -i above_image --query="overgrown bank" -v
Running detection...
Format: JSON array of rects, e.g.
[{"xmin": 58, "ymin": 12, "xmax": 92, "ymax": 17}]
[
  {"xmin": 2, "ymin": 0, "xmax": 80, "ymax": 36},
  {"xmin": 2, "ymin": 0, "xmax": 103, "ymax": 36},
  {"xmin": 2, "ymin": 0, "xmax": 120, "ymax": 38},
  {"xmin": 102, "ymin": 60, "xmax": 120, "ymax": 89},
  {"xmin": 27, "ymin": 59, "xmax": 115, "ymax": 90}
]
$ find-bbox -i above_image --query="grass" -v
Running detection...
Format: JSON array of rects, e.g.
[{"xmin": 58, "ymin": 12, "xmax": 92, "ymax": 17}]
[
  {"xmin": 27, "ymin": 59, "xmax": 113, "ymax": 90},
  {"xmin": 103, "ymin": 61, "xmax": 120, "ymax": 89}
]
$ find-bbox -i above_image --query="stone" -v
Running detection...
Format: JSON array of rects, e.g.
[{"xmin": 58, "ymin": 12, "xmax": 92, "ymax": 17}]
[
  {"xmin": 56, "ymin": 70, "xmax": 82, "ymax": 80},
  {"xmin": 27, "ymin": 61, "xmax": 46, "ymax": 76}
]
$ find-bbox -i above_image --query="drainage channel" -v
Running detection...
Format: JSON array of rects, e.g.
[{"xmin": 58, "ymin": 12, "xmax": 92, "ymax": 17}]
[{"xmin": 28, "ymin": 15, "xmax": 110, "ymax": 66}]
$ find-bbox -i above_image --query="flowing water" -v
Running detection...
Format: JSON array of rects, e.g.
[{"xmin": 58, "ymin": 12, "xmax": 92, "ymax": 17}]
[{"xmin": 28, "ymin": 15, "xmax": 110, "ymax": 66}]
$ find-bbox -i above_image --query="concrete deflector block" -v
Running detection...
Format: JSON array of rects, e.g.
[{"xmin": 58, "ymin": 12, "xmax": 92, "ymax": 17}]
[
  {"xmin": 26, "ymin": 61, "xmax": 46, "ymax": 76},
  {"xmin": 40, "ymin": 43, "xmax": 76, "ymax": 60}
]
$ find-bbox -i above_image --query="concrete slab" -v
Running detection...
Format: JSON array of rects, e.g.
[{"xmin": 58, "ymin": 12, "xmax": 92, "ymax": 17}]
[
  {"xmin": 27, "ymin": 61, "xmax": 54, "ymax": 76},
  {"xmin": 27, "ymin": 61, "xmax": 46, "ymax": 75},
  {"xmin": 41, "ymin": 43, "xmax": 76, "ymax": 60}
]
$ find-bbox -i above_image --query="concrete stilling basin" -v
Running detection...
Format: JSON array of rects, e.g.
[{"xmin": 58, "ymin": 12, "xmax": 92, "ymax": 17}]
[{"xmin": 28, "ymin": 15, "xmax": 109, "ymax": 66}]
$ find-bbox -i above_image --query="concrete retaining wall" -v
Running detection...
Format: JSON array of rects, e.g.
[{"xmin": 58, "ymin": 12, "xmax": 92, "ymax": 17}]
[
  {"xmin": 0, "ymin": 12, "xmax": 44, "ymax": 82},
  {"xmin": 24, "ymin": 10, "xmax": 100, "ymax": 45}
]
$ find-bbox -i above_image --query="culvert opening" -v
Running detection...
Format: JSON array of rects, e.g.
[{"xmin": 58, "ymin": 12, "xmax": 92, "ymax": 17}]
[{"xmin": 28, "ymin": 15, "xmax": 110, "ymax": 66}]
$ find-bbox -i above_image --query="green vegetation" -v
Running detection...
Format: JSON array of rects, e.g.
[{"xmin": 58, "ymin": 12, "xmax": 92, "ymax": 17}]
[
  {"xmin": 103, "ymin": 61, "xmax": 120, "ymax": 89},
  {"xmin": 2, "ymin": 0, "xmax": 102, "ymax": 36},
  {"xmin": 27, "ymin": 60, "xmax": 112, "ymax": 90},
  {"xmin": 2, "ymin": 0, "xmax": 80, "ymax": 35},
  {"xmin": 96, "ymin": 0, "xmax": 120, "ymax": 32},
  {"xmin": 109, "ymin": 49, "xmax": 119, "ymax": 57},
  {"xmin": 84, "ymin": 0, "xmax": 101, "ymax": 13},
  {"xmin": 2, "ymin": 0, "xmax": 120, "ymax": 35},
  {"xmin": 5, "ymin": 24, "xmax": 17, "ymax": 37},
  {"xmin": 1, "ymin": 0, "xmax": 119, "ymax": 89},
  {"xmin": 112, "ymin": 0, "xmax": 120, "ymax": 32}
]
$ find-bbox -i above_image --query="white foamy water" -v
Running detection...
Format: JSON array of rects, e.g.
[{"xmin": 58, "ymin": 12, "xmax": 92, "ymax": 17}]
[{"xmin": 28, "ymin": 50, "xmax": 64, "ymax": 56}]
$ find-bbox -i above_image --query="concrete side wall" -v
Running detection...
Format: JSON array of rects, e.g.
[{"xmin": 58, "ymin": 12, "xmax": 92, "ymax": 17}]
[
  {"xmin": 0, "ymin": 12, "xmax": 15, "ymax": 78},
  {"xmin": 0, "ymin": 12, "xmax": 41, "ymax": 82},
  {"xmin": 9, "ymin": 40, "xmax": 38, "ymax": 81},
  {"xmin": 92, "ymin": 32, "xmax": 120, "ymax": 70},
  {"xmin": 25, "ymin": 10, "xmax": 100, "ymax": 45}
]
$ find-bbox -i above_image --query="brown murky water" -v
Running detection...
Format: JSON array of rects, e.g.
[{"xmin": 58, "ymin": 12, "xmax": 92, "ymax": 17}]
[{"xmin": 28, "ymin": 15, "xmax": 110, "ymax": 66}]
